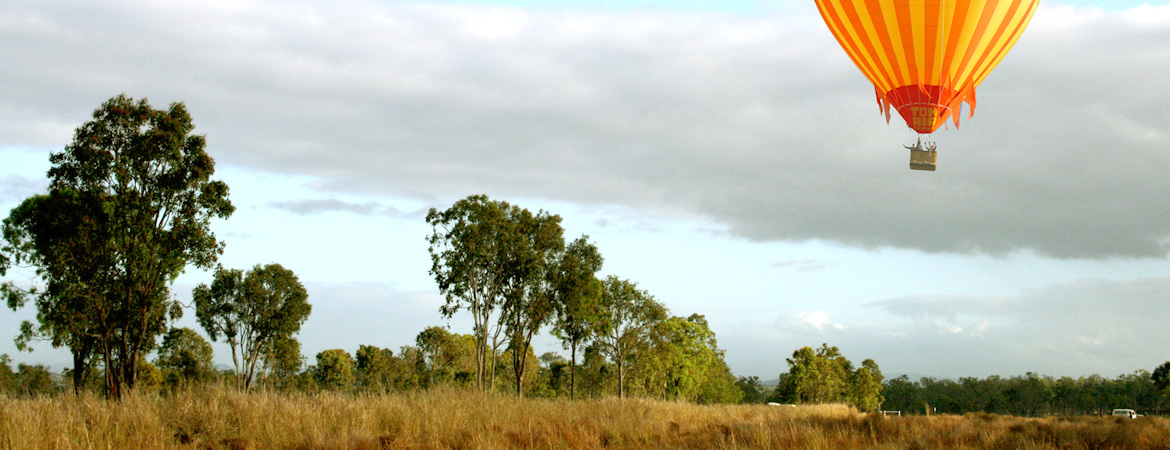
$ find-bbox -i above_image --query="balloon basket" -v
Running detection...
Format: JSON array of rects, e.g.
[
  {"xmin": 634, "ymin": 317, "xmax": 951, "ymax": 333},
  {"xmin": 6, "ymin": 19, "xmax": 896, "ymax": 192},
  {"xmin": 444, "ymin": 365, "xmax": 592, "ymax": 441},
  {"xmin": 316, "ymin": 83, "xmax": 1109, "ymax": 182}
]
[{"xmin": 909, "ymin": 149, "xmax": 937, "ymax": 171}]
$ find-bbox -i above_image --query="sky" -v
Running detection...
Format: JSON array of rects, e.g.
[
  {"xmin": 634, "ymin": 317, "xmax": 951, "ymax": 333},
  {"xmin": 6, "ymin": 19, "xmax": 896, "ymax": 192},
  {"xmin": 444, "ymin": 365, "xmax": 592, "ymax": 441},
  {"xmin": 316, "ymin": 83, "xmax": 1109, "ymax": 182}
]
[{"xmin": 2, "ymin": 0, "xmax": 1170, "ymax": 381}]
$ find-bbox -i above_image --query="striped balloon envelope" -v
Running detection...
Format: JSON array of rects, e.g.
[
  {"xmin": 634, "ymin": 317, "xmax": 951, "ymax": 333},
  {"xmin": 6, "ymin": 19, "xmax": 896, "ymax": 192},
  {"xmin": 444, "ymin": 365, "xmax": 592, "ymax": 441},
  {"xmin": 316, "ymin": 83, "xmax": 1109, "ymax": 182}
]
[{"xmin": 815, "ymin": 0, "xmax": 1040, "ymax": 134}]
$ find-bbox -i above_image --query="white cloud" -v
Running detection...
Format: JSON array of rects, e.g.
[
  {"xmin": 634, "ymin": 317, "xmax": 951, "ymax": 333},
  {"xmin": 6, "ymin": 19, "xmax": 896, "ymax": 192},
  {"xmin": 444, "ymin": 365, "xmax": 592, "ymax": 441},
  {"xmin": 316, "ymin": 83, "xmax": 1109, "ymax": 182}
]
[{"xmin": 787, "ymin": 309, "xmax": 836, "ymax": 331}]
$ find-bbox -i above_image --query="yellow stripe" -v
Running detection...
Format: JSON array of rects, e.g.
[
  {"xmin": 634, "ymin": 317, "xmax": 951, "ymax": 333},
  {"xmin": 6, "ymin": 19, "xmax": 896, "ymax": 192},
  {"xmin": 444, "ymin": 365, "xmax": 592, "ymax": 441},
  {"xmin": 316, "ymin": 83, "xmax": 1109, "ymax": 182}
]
[
  {"xmin": 971, "ymin": 1, "xmax": 1037, "ymax": 86},
  {"xmin": 822, "ymin": 0, "xmax": 890, "ymax": 92},
  {"xmin": 962, "ymin": 0, "xmax": 1013, "ymax": 87},
  {"xmin": 879, "ymin": 1, "xmax": 913, "ymax": 86},
  {"xmin": 934, "ymin": 0, "xmax": 949, "ymax": 85},
  {"xmin": 854, "ymin": 1, "xmax": 900, "ymax": 92},
  {"xmin": 947, "ymin": 0, "xmax": 981, "ymax": 85},
  {"xmin": 910, "ymin": 1, "xmax": 925, "ymax": 84}
]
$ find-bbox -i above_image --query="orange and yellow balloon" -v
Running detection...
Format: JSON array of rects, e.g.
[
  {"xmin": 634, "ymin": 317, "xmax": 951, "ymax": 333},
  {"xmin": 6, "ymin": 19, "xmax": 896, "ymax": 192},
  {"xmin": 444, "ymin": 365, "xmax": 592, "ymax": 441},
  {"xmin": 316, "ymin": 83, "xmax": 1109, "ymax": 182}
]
[{"xmin": 815, "ymin": 0, "xmax": 1040, "ymax": 134}]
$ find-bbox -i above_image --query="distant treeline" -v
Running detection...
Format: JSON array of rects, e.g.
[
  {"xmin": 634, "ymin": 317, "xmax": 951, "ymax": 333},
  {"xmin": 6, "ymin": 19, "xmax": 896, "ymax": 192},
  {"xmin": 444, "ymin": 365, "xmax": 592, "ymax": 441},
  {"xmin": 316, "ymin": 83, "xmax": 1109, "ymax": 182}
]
[
  {"xmin": 879, "ymin": 370, "xmax": 1170, "ymax": 416},
  {"xmin": 0, "ymin": 319, "xmax": 747, "ymax": 404}
]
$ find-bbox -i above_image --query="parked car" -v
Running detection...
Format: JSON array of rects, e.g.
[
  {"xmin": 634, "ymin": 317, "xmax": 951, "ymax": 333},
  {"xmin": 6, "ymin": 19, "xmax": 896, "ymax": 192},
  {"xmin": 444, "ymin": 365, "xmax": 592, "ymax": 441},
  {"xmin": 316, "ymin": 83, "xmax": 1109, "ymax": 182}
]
[{"xmin": 1111, "ymin": 409, "xmax": 1138, "ymax": 419}]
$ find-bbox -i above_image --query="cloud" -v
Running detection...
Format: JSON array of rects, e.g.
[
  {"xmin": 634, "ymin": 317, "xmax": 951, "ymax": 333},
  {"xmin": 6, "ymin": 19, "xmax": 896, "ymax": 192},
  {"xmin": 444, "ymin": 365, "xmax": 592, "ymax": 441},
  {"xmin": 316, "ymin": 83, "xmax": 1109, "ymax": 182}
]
[
  {"xmin": 267, "ymin": 199, "xmax": 426, "ymax": 218},
  {"xmin": 2, "ymin": 1, "xmax": 1169, "ymax": 259},
  {"xmin": 772, "ymin": 259, "xmax": 834, "ymax": 272},
  {"xmin": 720, "ymin": 276, "xmax": 1170, "ymax": 379},
  {"xmin": 0, "ymin": 174, "xmax": 46, "ymax": 203},
  {"xmin": 785, "ymin": 309, "xmax": 846, "ymax": 332},
  {"xmin": 859, "ymin": 278, "xmax": 1170, "ymax": 376}
]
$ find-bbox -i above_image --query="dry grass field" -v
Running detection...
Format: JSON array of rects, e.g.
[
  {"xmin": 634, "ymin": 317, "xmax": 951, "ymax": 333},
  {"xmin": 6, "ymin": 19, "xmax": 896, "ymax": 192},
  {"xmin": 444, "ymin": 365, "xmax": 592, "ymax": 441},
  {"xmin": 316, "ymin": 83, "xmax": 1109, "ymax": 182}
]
[{"xmin": 3, "ymin": 387, "xmax": 1170, "ymax": 450}]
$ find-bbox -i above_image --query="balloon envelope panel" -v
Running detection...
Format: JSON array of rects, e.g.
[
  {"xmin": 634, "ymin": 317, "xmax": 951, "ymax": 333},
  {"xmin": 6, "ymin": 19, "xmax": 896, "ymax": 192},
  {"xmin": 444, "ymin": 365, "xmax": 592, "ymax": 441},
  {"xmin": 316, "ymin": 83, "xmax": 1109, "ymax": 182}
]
[{"xmin": 815, "ymin": 0, "xmax": 1040, "ymax": 133}]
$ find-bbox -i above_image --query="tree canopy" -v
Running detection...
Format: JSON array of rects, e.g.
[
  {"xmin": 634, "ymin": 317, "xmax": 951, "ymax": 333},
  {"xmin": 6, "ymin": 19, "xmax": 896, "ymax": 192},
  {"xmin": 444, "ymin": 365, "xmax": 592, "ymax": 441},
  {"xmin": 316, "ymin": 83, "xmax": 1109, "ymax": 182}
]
[
  {"xmin": 772, "ymin": 344, "xmax": 884, "ymax": 411},
  {"xmin": 155, "ymin": 327, "xmax": 215, "ymax": 388},
  {"xmin": 550, "ymin": 236, "xmax": 604, "ymax": 399},
  {"xmin": 194, "ymin": 263, "xmax": 311, "ymax": 390},
  {"xmin": 593, "ymin": 276, "xmax": 666, "ymax": 398},
  {"xmin": 427, "ymin": 194, "xmax": 564, "ymax": 392},
  {"xmin": 1, "ymin": 94, "xmax": 234, "ymax": 399}
]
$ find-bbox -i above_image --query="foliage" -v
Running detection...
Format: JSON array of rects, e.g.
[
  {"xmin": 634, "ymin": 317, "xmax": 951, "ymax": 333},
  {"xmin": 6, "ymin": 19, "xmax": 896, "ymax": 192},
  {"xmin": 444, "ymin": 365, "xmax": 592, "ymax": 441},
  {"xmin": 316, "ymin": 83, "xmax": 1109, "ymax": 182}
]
[
  {"xmin": 736, "ymin": 376, "xmax": 768, "ymax": 404},
  {"xmin": 1, "ymin": 193, "xmax": 103, "ymax": 395},
  {"xmin": 498, "ymin": 344, "xmax": 544, "ymax": 397},
  {"xmin": 427, "ymin": 195, "xmax": 564, "ymax": 394},
  {"xmin": 155, "ymin": 327, "xmax": 215, "ymax": 388},
  {"xmin": 314, "ymin": 349, "xmax": 355, "ymax": 391},
  {"xmin": 535, "ymin": 352, "xmax": 570, "ymax": 397},
  {"xmin": 194, "ymin": 263, "xmax": 310, "ymax": 390},
  {"xmin": 626, "ymin": 314, "xmax": 742, "ymax": 404},
  {"xmin": 1, "ymin": 94, "xmax": 234, "ymax": 399},
  {"xmin": 848, "ymin": 359, "xmax": 884, "ymax": 412},
  {"xmin": 0, "ymin": 356, "xmax": 62, "ymax": 398},
  {"xmin": 773, "ymin": 344, "xmax": 883, "ymax": 411},
  {"xmin": 259, "ymin": 335, "xmax": 303, "ymax": 388},
  {"xmin": 0, "ymin": 354, "xmax": 17, "ymax": 394},
  {"xmin": 576, "ymin": 343, "xmax": 612, "ymax": 398},
  {"xmin": 498, "ymin": 206, "xmax": 563, "ymax": 397},
  {"xmin": 16, "ymin": 363, "xmax": 60, "ymax": 397},
  {"xmin": 550, "ymin": 236, "xmax": 604, "ymax": 399},
  {"xmin": 593, "ymin": 276, "xmax": 666, "ymax": 398},
  {"xmin": 427, "ymin": 195, "xmax": 519, "ymax": 390},
  {"xmin": 355, "ymin": 345, "xmax": 397, "ymax": 392},
  {"xmin": 1153, "ymin": 361, "xmax": 1170, "ymax": 394},
  {"xmin": 882, "ymin": 370, "xmax": 1169, "ymax": 416},
  {"xmin": 137, "ymin": 360, "xmax": 163, "ymax": 392},
  {"xmin": 415, "ymin": 326, "xmax": 476, "ymax": 387}
]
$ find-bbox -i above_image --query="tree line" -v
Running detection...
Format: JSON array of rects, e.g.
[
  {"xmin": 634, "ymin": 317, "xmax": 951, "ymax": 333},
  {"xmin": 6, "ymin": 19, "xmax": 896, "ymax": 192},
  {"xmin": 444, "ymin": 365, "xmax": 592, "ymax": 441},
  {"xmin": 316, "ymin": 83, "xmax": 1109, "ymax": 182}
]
[
  {"xmin": 880, "ymin": 364, "xmax": 1170, "ymax": 416},
  {"xmin": 0, "ymin": 94, "xmax": 748, "ymax": 403}
]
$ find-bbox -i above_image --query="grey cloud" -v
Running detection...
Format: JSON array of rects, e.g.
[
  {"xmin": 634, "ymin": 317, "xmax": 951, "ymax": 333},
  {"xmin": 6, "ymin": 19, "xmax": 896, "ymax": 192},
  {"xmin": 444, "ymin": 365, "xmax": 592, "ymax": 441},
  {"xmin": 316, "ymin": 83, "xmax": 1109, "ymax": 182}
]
[
  {"xmin": 3, "ymin": 1, "xmax": 1169, "ymax": 258},
  {"xmin": 721, "ymin": 276, "xmax": 1170, "ymax": 379},
  {"xmin": 267, "ymin": 199, "xmax": 426, "ymax": 218},
  {"xmin": 873, "ymin": 277, "xmax": 1170, "ymax": 376},
  {"xmin": 0, "ymin": 174, "xmax": 46, "ymax": 202}
]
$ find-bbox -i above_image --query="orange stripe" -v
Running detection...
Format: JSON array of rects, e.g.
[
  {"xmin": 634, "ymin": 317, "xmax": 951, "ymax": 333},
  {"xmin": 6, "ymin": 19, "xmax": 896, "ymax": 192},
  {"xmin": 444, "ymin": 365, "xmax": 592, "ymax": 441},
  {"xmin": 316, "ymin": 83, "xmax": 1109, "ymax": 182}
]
[
  {"xmin": 940, "ymin": 0, "xmax": 967, "ymax": 91},
  {"xmin": 863, "ymin": 0, "xmax": 904, "ymax": 89},
  {"xmin": 969, "ymin": 0, "xmax": 1038, "ymax": 87},
  {"xmin": 847, "ymin": 0, "xmax": 900, "ymax": 93},
  {"xmin": 966, "ymin": 0, "xmax": 1027, "ymax": 88},
  {"xmin": 875, "ymin": 0, "xmax": 913, "ymax": 84},
  {"xmin": 921, "ymin": 0, "xmax": 940, "ymax": 88},
  {"xmin": 949, "ymin": 0, "xmax": 1000, "ymax": 92},
  {"xmin": 818, "ymin": 0, "xmax": 888, "ymax": 92},
  {"xmin": 894, "ymin": 1, "xmax": 916, "ymax": 85}
]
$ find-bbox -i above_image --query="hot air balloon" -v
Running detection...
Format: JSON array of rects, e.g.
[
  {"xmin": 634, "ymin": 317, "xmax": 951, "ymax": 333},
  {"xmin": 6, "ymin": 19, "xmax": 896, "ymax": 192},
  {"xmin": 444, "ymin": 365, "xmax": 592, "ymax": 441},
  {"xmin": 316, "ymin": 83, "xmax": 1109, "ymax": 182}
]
[{"xmin": 815, "ymin": 0, "xmax": 1040, "ymax": 170}]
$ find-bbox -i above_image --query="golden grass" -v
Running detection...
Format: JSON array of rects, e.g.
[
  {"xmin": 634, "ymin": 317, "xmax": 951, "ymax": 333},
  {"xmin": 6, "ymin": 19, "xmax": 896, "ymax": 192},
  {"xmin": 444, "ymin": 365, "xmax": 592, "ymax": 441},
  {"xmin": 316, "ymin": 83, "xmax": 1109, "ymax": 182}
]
[{"xmin": 2, "ymin": 387, "xmax": 1168, "ymax": 450}]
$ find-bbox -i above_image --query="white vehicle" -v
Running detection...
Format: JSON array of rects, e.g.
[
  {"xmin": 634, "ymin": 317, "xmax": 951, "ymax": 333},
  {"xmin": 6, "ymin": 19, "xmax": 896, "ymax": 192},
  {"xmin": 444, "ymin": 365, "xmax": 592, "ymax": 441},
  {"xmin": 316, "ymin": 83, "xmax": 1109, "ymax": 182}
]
[{"xmin": 1111, "ymin": 409, "xmax": 1138, "ymax": 419}]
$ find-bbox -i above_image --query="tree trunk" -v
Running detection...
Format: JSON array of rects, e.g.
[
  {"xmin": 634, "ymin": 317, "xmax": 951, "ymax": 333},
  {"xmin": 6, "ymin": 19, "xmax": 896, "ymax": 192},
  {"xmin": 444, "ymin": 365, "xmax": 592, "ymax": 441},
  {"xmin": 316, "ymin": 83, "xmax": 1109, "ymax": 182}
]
[
  {"xmin": 71, "ymin": 348, "xmax": 89, "ymax": 395},
  {"xmin": 569, "ymin": 341, "xmax": 577, "ymax": 400},
  {"xmin": 618, "ymin": 359, "xmax": 625, "ymax": 399},
  {"xmin": 103, "ymin": 341, "xmax": 119, "ymax": 400},
  {"xmin": 512, "ymin": 333, "xmax": 524, "ymax": 398}
]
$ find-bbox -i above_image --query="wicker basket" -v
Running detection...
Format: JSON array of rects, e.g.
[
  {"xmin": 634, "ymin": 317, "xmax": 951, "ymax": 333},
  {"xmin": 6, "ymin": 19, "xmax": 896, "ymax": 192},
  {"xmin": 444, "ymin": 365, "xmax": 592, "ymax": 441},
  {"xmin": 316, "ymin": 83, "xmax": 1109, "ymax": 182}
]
[{"xmin": 909, "ymin": 149, "xmax": 937, "ymax": 171}]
